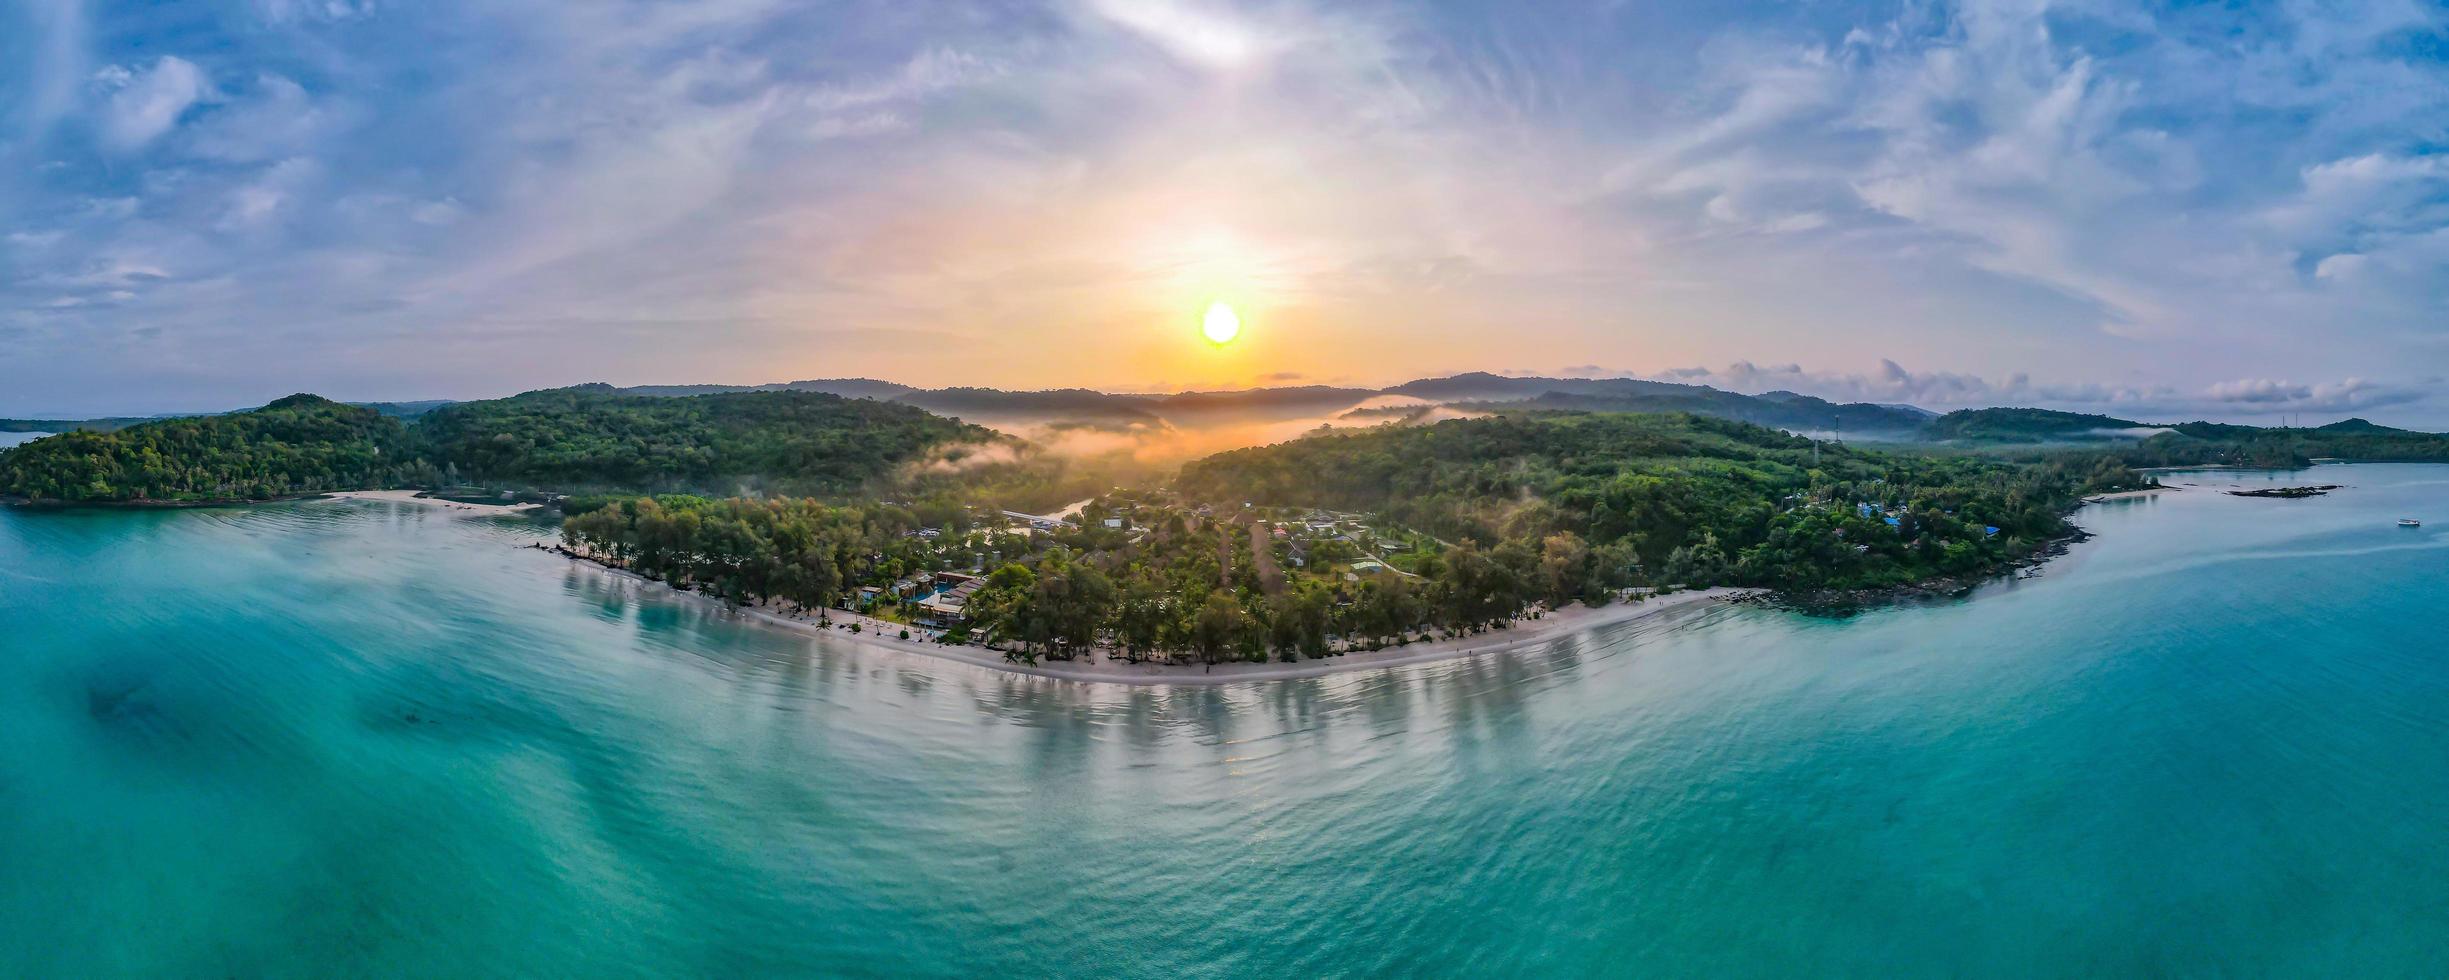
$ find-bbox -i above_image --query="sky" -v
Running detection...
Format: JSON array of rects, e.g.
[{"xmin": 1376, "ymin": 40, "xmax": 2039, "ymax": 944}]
[{"xmin": 2, "ymin": 0, "xmax": 2447, "ymax": 424}]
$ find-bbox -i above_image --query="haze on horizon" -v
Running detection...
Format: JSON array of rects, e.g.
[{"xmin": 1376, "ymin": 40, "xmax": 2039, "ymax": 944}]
[{"xmin": 4, "ymin": 1, "xmax": 2447, "ymax": 425}]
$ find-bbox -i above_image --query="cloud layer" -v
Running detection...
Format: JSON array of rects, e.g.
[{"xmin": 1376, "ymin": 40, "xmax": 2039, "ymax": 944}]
[{"xmin": 1, "ymin": 0, "xmax": 2445, "ymax": 422}]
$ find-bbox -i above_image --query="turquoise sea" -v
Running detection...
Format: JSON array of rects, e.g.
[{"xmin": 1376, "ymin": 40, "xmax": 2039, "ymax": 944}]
[{"xmin": 3, "ymin": 465, "xmax": 2447, "ymax": 976}]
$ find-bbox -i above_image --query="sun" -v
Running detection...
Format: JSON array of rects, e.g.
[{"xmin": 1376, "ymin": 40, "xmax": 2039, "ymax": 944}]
[{"xmin": 1201, "ymin": 301, "xmax": 1241, "ymax": 345}]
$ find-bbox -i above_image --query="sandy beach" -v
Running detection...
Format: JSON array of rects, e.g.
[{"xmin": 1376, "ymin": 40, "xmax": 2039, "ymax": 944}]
[
  {"xmin": 550, "ymin": 547, "xmax": 1748, "ymax": 686},
  {"xmin": 328, "ymin": 489, "xmax": 545, "ymax": 516}
]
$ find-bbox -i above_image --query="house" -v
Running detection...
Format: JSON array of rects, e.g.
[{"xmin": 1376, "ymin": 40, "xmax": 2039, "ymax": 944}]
[
  {"xmin": 1103, "ymin": 517, "xmax": 1124, "ymax": 529},
  {"xmin": 915, "ymin": 573, "xmax": 984, "ymax": 624}
]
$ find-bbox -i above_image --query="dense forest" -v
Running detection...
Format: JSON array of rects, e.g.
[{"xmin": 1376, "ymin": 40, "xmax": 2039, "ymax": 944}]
[
  {"xmin": 1179, "ymin": 412, "xmax": 2147, "ymax": 593},
  {"xmin": 12, "ymin": 377, "xmax": 2448, "ymax": 657},
  {"xmin": 0, "ymin": 416, "xmax": 154, "ymax": 433},
  {"xmin": 0, "ymin": 395, "xmax": 424, "ymax": 502},
  {"xmin": 1929, "ymin": 408, "xmax": 2449, "ymax": 467},
  {"xmin": 563, "ymin": 488, "xmax": 1514, "ymax": 665},
  {"xmin": 1923, "ymin": 407, "xmax": 2152, "ymax": 442},
  {"xmin": 415, "ymin": 385, "xmax": 996, "ymax": 496},
  {"xmin": 555, "ymin": 412, "xmax": 2160, "ymax": 668},
  {"xmin": 0, "ymin": 387, "xmax": 1002, "ymax": 504},
  {"xmin": 1463, "ymin": 390, "xmax": 1930, "ymax": 437}
]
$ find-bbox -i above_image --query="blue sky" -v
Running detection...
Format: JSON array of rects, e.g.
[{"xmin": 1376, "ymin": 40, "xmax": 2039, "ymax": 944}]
[{"xmin": 3, "ymin": 0, "xmax": 2447, "ymax": 424}]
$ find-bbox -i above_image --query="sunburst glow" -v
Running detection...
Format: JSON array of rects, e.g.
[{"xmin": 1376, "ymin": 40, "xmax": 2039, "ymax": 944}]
[{"xmin": 1202, "ymin": 301, "xmax": 1241, "ymax": 345}]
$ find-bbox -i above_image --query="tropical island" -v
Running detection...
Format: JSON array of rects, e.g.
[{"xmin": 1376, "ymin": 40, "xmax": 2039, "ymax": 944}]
[{"xmin": 7, "ymin": 374, "xmax": 2445, "ymax": 674}]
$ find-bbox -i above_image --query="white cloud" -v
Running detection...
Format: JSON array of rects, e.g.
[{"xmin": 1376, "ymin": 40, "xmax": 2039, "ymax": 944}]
[
  {"xmin": 217, "ymin": 158, "xmax": 321, "ymax": 232},
  {"xmin": 2200, "ymin": 377, "xmax": 2422, "ymax": 414},
  {"xmin": 256, "ymin": 0, "xmax": 377, "ymax": 24},
  {"xmin": 5, "ymin": 0, "xmax": 2448, "ymax": 418},
  {"xmin": 1084, "ymin": 0, "xmax": 1268, "ymax": 70},
  {"xmin": 97, "ymin": 56, "xmax": 215, "ymax": 151},
  {"xmin": 409, "ymin": 198, "xmax": 465, "ymax": 226},
  {"xmin": 184, "ymin": 74, "xmax": 343, "ymax": 162}
]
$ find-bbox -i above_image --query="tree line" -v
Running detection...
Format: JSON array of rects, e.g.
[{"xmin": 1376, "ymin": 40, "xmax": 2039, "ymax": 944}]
[{"xmin": 0, "ymin": 387, "xmax": 1005, "ymax": 504}]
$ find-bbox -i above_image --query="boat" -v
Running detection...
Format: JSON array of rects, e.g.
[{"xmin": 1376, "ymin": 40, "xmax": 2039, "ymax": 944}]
[{"xmin": 2399, "ymin": 519, "xmax": 2422, "ymax": 527}]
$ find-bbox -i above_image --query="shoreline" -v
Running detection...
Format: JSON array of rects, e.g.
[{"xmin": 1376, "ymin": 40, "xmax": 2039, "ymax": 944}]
[
  {"xmin": 326, "ymin": 489, "xmax": 545, "ymax": 516},
  {"xmin": 545, "ymin": 546, "xmax": 1750, "ymax": 686}
]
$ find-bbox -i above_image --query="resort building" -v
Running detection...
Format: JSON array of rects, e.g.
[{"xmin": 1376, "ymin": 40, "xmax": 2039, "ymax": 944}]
[{"xmin": 914, "ymin": 572, "xmax": 983, "ymax": 625}]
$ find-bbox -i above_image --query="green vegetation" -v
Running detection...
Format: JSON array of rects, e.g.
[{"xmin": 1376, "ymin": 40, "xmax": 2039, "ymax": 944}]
[
  {"xmin": 1930, "ymin": 408, "xmax": 2449, "ymax": 467},
  {"xmin": 558, "ymin": 412, "xmax": 2161, "ymax": 668},
  {"xmin": 1924, "ymin": 407, "xmax": 2150, "ymax": 442},
  {"xmin": 1923, "ymin": 406, "xmax": 2449, "ymax": 466},
  {"xmin": 0, "ymin": 395, "xmax": 422, "ymax": 502},
  {"xmin": 0, "ymin": 386, "xmax": 1000, "ymax": 504},
  {"xmin": 414, "ymin": 385, "xmax": 994, "ymax": 496},
  {"xmin": 0, "ymin": 417, "xmax": 154, "ymax": 434},
  {"xmin": 1467, "ymin": 389, "xmax": 1930, "ymax": 436},
  {"xmin": 560, "ymin": 494, "xmax": 1000, "ymax": 612},
  {"xmin": 562, "ymin": 487, "xmax": 1468, "ymax": 665},
  {"xmin": 1181, "ymin": 412, "xmax": 2144, "ymax": 594},
  {"xmin": 2112, "ymin": 422, "xmax": 2449, "ymax": 468},
  {"xmin": 16, "ymin": 374, "xmax": 2449, "ymax": 663}
]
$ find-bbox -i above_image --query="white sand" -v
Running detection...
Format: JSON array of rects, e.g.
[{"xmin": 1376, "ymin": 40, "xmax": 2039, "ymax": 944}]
[
  {"xmin": 327, "ymin": 489, "xmax": 544, "ymax": 516},
  {"xmin": 550, "ymin": 549, "xmax": 1749, "ymax": 686}
]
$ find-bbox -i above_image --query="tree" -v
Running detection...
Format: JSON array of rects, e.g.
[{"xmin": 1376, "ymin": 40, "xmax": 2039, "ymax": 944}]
[
  {"xmin": 1190, "ymin": 591, "xmax": 1254, "ymax": 666},
  {"xmin": 1538, "ymin": 531, "xmax": 1590, "ymax": 606}
]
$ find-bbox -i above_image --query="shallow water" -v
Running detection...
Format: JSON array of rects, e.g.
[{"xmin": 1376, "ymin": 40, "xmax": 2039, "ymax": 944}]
[{"xmin": 3, "ymin": 466, "xmax": 2447, "ymax": 976}]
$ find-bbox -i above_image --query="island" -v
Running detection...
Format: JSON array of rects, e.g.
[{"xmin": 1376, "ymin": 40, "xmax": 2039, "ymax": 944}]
[
  {"xmin": 11, "ymin": 377, "xmax": 2449, "ymax": 676},
  {"xmin": 2228, "ymin": 485, "xmax": 2344, "ymax": 498}
]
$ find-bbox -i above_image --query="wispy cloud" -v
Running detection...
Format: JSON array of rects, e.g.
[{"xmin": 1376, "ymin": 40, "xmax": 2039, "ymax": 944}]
[
  {"xmin": 0, "ymin": 0, "xmax": 2444, "ymax": 421},
  {"xmin": 96, "ymin": 56, "xmax": 215, "ymax": 151}
]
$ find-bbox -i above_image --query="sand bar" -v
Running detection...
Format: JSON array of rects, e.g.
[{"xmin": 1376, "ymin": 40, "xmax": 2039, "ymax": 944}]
[{"xmin": 327, "ymin": 489, "xmax": 545, "ymax": 516}]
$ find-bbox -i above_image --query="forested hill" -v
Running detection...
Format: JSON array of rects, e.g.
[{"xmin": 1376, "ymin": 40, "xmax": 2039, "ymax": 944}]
[
  {"xmin": 416, "ymin": 386, "xmax": 995, "ymax": 495},
  {"xmin": 1478, "ymin": 389, "xmax": 1928, "ymax": 436},
  {"xmin": 1923, "ymin": 407, "xmax": 2449, "ymax": 466},
  {"xmin": 1923, "ymin": 407, "xmax": 2152, "ymax": 442},
  {"xmin": 1178, "ymin": 411, "xmax": 2145, "ymax": 592},
  {"xmin": 0, "ymin": 395, "xmax": 421, "ymax": 502},
  {"xmin": 2, "ymin": 416, "xmax": 160, "ymax": 433},
  {"xmin": 0, "ymin": 387, "xmax": 998, "ymax": 503}
]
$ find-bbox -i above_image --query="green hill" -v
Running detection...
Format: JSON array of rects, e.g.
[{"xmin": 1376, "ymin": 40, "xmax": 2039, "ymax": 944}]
[
  {"xmin": 414, "ymin": 386, "xmax": 996, "ymax": 496},
  {"xmin": 1179, "ymin": 411, "xmax": 2138, "ymax": 593},
  {"xmin": 1923, "ymin": 407, "xmax": 2151, "ymax": 442},
  {"xmin": 0, "ymin": 395, "xmax": 421, "ymax": 503},
  {"xmin": 2316, "ymin": 417, "xmax": 2404, "ymax": 435},
  {"xmin": 1485, "ymin": 389, "xmax": 1930, "ymax": 436},
  {"xmin": 1, "ymin": 387, "xmax": 999, "ymax": 504},
  {"xmin": 1391, "ymin": 372, "xmax": 1933, "ymax": 435}
]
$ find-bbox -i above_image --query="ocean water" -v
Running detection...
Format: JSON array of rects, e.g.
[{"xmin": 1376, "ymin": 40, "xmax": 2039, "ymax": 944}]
[
  {"xmin": 3, "ymin": 466, "xmax": 2447, "ymax": 977},
  {"xmin": 0, "ymin": 431, "xmax": 49, "ymax": 449}
]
